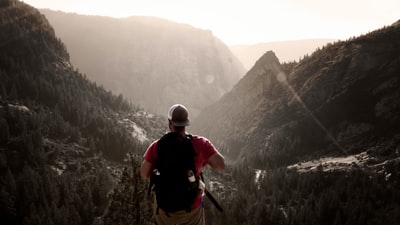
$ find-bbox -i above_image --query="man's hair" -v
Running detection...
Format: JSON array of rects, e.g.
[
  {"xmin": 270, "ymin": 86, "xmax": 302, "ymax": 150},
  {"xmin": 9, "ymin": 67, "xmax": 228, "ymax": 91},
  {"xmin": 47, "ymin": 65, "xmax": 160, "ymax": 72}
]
[{"xmin": 169, "ymin": 120, "xmax": 186, "ymax": 132}]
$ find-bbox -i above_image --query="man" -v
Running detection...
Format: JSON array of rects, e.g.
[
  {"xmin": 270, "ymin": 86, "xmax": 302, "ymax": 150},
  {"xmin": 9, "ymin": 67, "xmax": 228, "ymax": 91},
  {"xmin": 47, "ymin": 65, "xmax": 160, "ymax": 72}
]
[{"xmin": 140, "ymin": 103, "xmax": 225, "ymax": 225}]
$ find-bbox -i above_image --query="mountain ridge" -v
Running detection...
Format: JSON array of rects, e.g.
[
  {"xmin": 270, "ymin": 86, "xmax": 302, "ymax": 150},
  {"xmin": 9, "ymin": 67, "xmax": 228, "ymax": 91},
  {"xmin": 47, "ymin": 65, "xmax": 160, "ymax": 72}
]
[{"xmin": 230, "ymin": 38, "xmax": 338, "ymax": 70}]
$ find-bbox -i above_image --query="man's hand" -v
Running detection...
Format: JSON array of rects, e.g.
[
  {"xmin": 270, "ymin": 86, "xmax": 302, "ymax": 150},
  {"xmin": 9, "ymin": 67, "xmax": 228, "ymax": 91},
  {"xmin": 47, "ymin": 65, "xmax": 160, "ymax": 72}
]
[{"xmin": 199, "ymin": 180, "xmax": 205, "ymax": 193}]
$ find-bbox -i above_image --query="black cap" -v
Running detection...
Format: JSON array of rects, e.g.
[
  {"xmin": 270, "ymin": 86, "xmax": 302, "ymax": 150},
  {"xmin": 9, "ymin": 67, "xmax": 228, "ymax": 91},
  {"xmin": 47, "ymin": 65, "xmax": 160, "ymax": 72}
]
[{"xmin": 167, "ymin": 104, "xmax": 190, "ymax": 126}]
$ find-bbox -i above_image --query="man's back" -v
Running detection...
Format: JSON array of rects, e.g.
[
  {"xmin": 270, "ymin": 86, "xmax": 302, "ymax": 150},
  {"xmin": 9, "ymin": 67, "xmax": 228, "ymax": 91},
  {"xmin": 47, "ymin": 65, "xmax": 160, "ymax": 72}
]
[{"xmin": 140, "ymin": 103, "xmax": 225, "ymax": 225}]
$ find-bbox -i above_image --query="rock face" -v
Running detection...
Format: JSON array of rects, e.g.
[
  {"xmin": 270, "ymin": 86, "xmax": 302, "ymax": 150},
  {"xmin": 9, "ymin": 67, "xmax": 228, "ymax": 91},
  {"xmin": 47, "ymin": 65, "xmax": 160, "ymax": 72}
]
[
  {"xmin": 194, "ymin": 24, "xmax": 400, "ymax": 166},
  {"xmin": 41, "ymin": 10, "xmax": 246, "ymax": 117}
]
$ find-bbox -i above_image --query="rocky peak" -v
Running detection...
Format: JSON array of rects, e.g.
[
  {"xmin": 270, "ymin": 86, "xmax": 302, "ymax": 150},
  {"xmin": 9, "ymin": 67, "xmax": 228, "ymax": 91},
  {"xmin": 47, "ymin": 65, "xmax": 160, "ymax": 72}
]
[{"xmin": 227, "ymin": 51, "xmax": 283, "ymax": 106}]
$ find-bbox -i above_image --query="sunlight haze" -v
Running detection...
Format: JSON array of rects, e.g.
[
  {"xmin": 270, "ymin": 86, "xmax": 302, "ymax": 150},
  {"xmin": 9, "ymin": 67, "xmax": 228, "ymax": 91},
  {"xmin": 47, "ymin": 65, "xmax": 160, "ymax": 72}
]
[{"xmin": 22, "ymin": 0, "xmax": 399, "ymax": 45}]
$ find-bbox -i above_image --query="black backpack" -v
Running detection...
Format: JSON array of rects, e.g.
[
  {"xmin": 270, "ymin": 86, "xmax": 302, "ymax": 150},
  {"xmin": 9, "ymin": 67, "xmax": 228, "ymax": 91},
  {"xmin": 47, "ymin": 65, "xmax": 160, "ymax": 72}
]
[{"xmin": 150, "ymin": 132, "xmax": 200, "ymax": 213}]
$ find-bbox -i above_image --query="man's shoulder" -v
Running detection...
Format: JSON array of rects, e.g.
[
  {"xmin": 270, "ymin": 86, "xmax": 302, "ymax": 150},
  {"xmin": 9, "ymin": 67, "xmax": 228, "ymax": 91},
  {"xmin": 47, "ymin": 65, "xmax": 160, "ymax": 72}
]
[
  {"xmin": 147, "ymin": 139, "xmax": 160, "ymax": 151},
  {"xmin": 190, "ymin": 134, "xmax": 214, "ymax": 147},
  {"xmin": 190, "ymin": 135, "xmax": 217, "ymax": 160},
  {"xmin": 190, "ymin": 134, "xmax": 209, "ymax": 142}
]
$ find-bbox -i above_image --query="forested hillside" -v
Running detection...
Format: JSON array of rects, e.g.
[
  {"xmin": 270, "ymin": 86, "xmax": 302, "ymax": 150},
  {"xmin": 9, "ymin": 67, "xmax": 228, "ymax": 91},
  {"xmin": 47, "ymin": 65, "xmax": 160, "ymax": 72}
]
[{"xmin": 0, "ymin": 1, "xmax": 162, "ymax": 224}]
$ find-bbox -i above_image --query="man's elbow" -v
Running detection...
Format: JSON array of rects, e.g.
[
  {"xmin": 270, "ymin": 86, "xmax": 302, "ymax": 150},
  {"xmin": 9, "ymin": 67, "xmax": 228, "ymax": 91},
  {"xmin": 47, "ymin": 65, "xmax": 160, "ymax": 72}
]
[
  {"xmin": 215, "ymin": 159, "xmax": 225, "ymax": 170},
  {"xmin": 214, "ymin": 163, "xmax": 225, "ymax": 171}
]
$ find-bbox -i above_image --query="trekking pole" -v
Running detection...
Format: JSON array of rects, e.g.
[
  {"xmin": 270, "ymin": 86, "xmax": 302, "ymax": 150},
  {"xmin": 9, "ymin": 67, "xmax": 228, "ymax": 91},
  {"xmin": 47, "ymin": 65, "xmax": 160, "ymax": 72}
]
[{"xmin": 200, "ymin": 173, "xmax": 223, "ymax": 212}]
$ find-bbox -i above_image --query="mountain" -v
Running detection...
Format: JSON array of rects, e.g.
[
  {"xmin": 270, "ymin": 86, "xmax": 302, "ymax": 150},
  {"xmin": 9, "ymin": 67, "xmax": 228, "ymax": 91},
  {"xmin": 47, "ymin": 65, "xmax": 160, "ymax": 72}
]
[
  {"xmin": 0, "ymin": 1, "xmax": 162, "ymax": 224},
  {"xmin": 39, "ymin": 9, "xmax": 246, "ymax": 117},
  {"xmin": 194, "ymin": 22, "xmax": 400, "ymax": 167},
  {"xmin": 230, "ymin": 39, "xmax": 337, "ymax": 70}
]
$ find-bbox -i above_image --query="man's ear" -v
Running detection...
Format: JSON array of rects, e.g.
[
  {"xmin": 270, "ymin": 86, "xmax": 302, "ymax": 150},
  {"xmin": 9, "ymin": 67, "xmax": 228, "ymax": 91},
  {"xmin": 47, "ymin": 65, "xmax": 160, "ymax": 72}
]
[{"xmin": 168, "ymin": 120, "xmax": 173, "ymax": 131}]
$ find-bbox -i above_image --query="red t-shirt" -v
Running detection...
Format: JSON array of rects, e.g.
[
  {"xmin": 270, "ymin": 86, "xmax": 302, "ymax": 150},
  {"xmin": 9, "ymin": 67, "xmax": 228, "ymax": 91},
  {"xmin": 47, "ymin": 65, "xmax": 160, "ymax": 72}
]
[{"xmin": 143, "ymin": 134, "xmax": 218, "ymax": 209}]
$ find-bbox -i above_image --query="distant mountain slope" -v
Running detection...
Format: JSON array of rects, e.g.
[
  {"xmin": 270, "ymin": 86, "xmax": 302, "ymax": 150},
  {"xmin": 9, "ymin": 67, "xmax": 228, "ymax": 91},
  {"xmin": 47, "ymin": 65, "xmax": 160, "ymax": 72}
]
[
  {"xmin": 194, "ymin": 22, "xmax": 400, "ymax": 167},
  {"xmin": 40, "ymin": 9, "xmax": 246, "ymax": 117},
  {"xmin": 230, "ymin": 39, "xmax": 337, "ymax": 69}
]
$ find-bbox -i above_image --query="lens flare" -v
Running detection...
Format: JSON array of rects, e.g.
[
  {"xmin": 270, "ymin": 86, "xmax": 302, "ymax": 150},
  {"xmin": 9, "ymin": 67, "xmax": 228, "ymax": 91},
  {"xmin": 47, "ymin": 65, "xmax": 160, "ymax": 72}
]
[{"xmin": 276, "ymin": 70, "xmax": 348, "ymax": 154}]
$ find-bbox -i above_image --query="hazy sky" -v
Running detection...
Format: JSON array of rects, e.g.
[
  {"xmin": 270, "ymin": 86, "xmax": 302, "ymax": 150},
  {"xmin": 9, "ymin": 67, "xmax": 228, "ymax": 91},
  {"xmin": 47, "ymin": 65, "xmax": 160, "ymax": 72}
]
[{"xmin": 22, "ymin": 0, "xmax": 399, "ymax": 45}]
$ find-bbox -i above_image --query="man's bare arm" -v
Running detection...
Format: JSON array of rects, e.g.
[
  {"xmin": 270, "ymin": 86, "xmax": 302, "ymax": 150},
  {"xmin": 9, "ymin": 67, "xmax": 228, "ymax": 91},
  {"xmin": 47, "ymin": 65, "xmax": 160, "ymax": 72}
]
[
  {"xmin": 207, "ymin": 152, "xmax": 225, "ymax": 171},
  {"xmin": 140, "ymin": 160, "xmax": 153, "ymax": 180}
]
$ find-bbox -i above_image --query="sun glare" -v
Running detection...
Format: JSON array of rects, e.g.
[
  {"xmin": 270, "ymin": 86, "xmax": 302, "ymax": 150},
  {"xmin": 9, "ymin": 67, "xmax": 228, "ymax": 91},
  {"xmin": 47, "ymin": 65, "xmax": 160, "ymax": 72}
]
[{"xmin": 22, "ymin": 0, "xmax": 400, "ymax": 45}]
